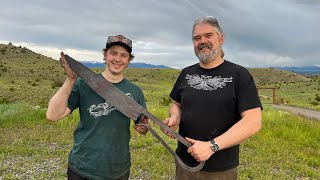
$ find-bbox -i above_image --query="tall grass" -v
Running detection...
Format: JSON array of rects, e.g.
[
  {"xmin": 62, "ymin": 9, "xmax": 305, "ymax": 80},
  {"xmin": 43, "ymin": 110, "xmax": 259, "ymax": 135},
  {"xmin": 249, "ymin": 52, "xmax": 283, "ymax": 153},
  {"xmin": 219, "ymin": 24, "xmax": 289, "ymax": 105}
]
[
  {"xmin": 239, "ymin": 106, "xmax": 320, "ymax": 179},
  {"xmin": 1, "ymin": 103, "xmax": 319, "ymax": 179}
]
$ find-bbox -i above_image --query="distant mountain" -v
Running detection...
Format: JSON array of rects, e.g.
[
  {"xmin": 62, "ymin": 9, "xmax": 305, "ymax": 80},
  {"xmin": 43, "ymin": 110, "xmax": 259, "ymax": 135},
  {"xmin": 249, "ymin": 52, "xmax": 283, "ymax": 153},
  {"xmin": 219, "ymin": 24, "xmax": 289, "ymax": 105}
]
[
  {"xmin": 81, "ymin": 61, "xmax": 171, "ymax": 69},
  {"xmin": 275, "ymin": 66, "xmax": 320, "ymax": 75},
  {"xmin": 129, "ymin": 62, "xmax": 171, "ymax": 69},
  {"xmin": 81, "ymin": 61, "xmax": 105, "ymax": 68}
]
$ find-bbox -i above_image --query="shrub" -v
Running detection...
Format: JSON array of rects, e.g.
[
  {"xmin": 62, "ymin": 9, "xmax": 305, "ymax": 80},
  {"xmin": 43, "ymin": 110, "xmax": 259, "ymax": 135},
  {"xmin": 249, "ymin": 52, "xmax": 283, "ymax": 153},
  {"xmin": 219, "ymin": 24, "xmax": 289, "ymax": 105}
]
[
  {"xmin": 315, "ymin": 94, "xmax": 320, "ymax": 102},
  {"xmin": 1, "ymin": 67, "xmax": 7, "ymax": 72},
  {"xmin": 310, "ymin": 101, "xmax": 319, "ymax": 106},
  {"xmin": 32, "ymin": 82, "xmax": 37, "ymax": 86},
  {"xmin": 0, "ymin": 48, "xmax": 6, "ymax": 53},
  {"xmin": 52, "ymin": 79, "xmax": 63, "ymax": 88},
  {"xmin": 160, "ymin": 97, "xmax": 172, "ymax": 106},
  {"xmin": 0, "ymin": 98, "xmax": 9, "ymax": 104},
  {"xmin": 9, "ymin": 87, "xmax": 14, "ymax": 91}
]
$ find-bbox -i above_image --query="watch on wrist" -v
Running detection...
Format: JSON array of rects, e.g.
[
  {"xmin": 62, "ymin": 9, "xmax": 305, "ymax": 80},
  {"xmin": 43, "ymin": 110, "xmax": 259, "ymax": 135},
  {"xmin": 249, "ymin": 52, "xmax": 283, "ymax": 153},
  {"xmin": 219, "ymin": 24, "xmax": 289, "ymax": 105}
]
[{"xmin": 210, "ymin": 139, "xmax": 220, "ymax": 152}]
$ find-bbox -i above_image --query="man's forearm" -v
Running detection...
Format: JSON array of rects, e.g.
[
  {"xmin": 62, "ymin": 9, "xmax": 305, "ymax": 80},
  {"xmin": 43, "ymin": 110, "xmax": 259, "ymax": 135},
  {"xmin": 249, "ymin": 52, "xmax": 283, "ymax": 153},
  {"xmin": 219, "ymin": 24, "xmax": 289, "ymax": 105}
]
[
  {"xmin": 214, "ymin": 107, "xmax": 262, "ymax": 150},
  {"xmin": 169, "ymin": 102, "xmax": 181, "ymax": 121},
  {"xmin": 46, "ymin": 77, "xmax": 76, "ymax": 121}
]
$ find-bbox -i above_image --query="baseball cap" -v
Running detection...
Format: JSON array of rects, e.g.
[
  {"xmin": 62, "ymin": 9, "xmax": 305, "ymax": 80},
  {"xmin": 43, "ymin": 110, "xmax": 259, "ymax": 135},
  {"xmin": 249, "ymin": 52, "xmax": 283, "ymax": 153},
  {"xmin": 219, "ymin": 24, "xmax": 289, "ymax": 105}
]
[{"xmin": 105, "ymin": 35, "xmax": 132, "ymax": 53}]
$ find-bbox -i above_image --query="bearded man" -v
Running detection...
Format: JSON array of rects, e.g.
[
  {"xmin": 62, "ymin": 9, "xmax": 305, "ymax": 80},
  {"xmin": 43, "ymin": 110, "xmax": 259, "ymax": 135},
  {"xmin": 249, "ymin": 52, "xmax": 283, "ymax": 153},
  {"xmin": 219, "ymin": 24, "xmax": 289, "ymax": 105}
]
[{"xmin": 163, "ymin": 16, "xmax": 263, "ymax": 180}]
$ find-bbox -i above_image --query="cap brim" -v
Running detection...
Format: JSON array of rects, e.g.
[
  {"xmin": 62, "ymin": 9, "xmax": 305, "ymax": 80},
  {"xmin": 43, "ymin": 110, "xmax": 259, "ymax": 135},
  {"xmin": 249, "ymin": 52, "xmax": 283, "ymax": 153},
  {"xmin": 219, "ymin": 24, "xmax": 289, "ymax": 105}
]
[{"xmin": 106, "ymin": 42, "xmax": 132, "ymax": 53}]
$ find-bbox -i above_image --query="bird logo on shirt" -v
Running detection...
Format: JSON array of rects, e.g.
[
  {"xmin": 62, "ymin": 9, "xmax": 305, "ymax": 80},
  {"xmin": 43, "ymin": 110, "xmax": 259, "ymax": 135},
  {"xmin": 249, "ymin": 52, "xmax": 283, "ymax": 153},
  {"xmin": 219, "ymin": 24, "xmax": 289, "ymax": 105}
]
[
  {"xmin": 186, "ymin": 74, "xmax": 233, "ymax": 91},
  {"xmin": 88, "ymin": 93, "xmax": 133, "ymax": 118}
]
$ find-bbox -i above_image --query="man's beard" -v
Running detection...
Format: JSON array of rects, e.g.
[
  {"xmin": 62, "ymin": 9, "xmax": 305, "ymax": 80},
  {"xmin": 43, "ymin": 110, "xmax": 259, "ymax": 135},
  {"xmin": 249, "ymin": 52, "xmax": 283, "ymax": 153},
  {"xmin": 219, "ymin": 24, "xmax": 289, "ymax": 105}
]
[{"xmin": 195, "ymin": 43, "xmax": 221, "ymax": 64}]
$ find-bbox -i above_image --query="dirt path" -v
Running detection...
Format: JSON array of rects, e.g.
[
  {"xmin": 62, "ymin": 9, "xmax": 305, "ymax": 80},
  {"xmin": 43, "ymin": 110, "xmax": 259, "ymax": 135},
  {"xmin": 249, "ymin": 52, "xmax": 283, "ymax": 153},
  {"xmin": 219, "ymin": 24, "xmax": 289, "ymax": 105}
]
[{"xmin": 271, "ymin": 104, "xmax": 320, "ymax": 121}]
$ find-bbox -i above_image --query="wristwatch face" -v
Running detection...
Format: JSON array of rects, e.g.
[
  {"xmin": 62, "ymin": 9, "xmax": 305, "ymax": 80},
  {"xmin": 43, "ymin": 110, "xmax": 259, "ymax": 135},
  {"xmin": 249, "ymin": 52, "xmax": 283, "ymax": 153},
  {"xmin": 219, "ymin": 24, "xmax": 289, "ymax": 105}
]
[
  {"xmin": 210, "ymin": 141, "xmax": 219, "ymax": 152},
  {"xmin": 214, "ymin": 144, "xmax": 219, "ymax": 152}
]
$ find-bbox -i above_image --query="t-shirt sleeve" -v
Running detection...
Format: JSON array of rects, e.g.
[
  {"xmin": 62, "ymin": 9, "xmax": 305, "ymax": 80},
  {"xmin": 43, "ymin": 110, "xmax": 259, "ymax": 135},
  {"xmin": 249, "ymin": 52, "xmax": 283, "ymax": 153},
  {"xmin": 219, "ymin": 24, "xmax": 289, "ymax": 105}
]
[
  {"xmin": 236, "ymin": 68, "xmax": 262, "ymax": 114},
  {"xmin": 67, "ymin": 78, "xmax": 80, "ymax": 113},
  {"xmin": 134, "ymin": 87, "xmax": 147, "ymax": 124},
  {"xmin": 169, "ymin": 72, "xmax": 183, "ymax": 103},
  {"xmin": 138, "ymin": 88, "xmax": 147, "ymax": 109}
]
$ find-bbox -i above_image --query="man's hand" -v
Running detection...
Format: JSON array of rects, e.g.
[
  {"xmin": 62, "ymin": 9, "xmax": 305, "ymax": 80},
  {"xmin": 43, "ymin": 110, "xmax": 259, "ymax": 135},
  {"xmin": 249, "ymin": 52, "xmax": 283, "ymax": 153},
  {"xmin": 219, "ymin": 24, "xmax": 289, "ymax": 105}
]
[
  {"xmin": 186, "ymin": 137, "xmax": 214, "ymax": 162},
  {"xmin": 161, "ymin": 116, "xmax": 179, "ymax": 139},
  {"xmin": 134, "ymin": 116, "xmax": 149, "ymax": 135},
  {"xmin": 60, "ymin": 52, "xmax": 77, "ymax": 79}
]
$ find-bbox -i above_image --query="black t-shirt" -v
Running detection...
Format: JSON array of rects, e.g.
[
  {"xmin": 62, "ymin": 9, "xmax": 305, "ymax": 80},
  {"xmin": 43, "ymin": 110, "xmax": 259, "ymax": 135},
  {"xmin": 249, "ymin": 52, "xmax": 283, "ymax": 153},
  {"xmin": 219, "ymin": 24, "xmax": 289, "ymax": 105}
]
[{"xmin": 170, "ymin": 60, "xmax": 262, "ymax": 172}]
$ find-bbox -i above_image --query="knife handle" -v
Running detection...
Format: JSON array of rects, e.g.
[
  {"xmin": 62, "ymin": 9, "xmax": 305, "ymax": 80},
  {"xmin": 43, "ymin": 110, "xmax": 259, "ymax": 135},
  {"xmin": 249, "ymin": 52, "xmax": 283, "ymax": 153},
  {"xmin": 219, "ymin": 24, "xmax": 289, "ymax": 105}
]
[{"xmin": 135, "ymin": 114, "xmax": 145, "ymax": 124}]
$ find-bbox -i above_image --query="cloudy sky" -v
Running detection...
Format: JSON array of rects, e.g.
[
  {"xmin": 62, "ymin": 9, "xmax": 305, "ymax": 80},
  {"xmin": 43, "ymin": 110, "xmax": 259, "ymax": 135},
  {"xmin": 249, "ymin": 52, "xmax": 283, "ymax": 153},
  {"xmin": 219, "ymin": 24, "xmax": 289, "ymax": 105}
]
[{"xmin": 0, "ymin": 0, "xmax": 319, "ymax": 68}]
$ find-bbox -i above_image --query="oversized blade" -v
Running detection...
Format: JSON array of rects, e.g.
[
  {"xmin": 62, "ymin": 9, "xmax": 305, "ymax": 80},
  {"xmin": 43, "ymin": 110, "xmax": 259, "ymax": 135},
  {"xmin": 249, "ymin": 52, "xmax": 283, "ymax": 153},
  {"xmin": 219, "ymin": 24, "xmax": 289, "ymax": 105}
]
[
  {"xmin": 64, "ymin": 54, "xmax": 145, "ymax": 121},
  {"xmin": 64, "ymin": 54, "xmax": 205, "ymax": 172}
]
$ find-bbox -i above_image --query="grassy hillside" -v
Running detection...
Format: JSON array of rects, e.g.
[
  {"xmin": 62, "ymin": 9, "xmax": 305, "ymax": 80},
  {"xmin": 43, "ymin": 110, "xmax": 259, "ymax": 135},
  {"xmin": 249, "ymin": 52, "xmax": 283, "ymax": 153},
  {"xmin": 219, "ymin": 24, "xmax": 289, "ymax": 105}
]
[
  {"xmin": 249, "ymin": 68, "xmax": 310, "ymax": 86},
  {"xmin": 0, "ymin": 43, "xmax": 65, "ymax": 106},
  {"xmin": 0, "ymin": 43, "xmax": 319, "ymax": 110},
  {"xmin": 0, "ymin": 44, "xmax": 320, "ymax": 179},
  {"xmin": 0, "ymin": 43, "xmax": 181, "ymax": 106}
]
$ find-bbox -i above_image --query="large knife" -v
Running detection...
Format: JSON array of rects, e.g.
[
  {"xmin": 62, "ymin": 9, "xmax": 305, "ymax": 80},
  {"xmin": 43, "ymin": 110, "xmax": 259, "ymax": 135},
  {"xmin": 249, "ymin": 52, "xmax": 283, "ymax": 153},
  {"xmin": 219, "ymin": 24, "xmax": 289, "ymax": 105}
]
[{"xmin": 64, "ymin": 54, "xmax": 205, "ymax": 172}]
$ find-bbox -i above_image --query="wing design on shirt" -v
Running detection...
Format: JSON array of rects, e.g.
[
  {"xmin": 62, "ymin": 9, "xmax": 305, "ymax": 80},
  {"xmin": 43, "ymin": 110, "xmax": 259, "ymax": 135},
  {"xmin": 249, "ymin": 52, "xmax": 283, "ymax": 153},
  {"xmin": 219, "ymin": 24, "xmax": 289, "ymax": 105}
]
[{"xmin": 186, "ymin": 74, "xmax": 233, "ymax": 91}]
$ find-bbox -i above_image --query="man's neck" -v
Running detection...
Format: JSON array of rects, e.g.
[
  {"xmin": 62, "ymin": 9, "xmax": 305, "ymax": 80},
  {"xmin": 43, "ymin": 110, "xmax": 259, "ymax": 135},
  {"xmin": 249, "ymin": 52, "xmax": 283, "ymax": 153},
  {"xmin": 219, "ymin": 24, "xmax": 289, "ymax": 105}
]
[
  {"xmin": 199, "ymin": 56, "xmax": 224, "ymax": 69},
  {"xmin": 102, "ymin": 70, "xmax": 124, "ymax": 83}
]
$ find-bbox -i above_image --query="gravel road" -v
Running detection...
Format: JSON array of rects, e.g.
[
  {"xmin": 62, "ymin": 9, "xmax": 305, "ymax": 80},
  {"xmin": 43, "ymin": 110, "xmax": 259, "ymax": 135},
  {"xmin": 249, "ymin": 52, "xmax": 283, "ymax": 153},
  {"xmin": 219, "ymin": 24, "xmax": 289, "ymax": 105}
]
[{"xmin": 271, "ymin": 104, "xmax": 320, "ymax": 121}]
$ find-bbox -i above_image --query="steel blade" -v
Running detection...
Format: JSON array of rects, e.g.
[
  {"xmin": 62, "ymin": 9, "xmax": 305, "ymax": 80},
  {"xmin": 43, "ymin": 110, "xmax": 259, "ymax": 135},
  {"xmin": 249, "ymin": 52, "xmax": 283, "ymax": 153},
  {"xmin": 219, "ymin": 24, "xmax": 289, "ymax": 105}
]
[{"xmin": 64, "ymin": 54, "xmax": 205, "ymax": 171}]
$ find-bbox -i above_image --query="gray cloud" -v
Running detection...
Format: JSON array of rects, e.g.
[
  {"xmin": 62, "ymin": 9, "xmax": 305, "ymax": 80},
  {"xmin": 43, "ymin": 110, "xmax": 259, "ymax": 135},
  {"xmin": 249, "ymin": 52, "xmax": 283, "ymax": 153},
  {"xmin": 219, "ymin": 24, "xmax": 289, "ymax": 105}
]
[{"xmin": 0, "ymin": 0, "xmax": 318, "ymax": 68}]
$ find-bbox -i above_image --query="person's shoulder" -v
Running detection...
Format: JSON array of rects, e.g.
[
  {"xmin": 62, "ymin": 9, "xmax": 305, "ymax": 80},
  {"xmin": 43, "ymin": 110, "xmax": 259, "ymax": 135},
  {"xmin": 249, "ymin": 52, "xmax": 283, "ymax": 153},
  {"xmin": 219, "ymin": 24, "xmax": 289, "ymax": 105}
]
[
  {"xmin": 123, "ymin": 78, "xmax": 143, "ymax": 91},
  {"xmin": 181, "ymin": 63, "xmax": 198, "ymax": 72},
  {"xmin": 75, "ymin": 77, "xmax": 84, "ymax": 84},
  {"xmin": 224, "ymin": 60, "xmax": 250, "ymax": 73}
]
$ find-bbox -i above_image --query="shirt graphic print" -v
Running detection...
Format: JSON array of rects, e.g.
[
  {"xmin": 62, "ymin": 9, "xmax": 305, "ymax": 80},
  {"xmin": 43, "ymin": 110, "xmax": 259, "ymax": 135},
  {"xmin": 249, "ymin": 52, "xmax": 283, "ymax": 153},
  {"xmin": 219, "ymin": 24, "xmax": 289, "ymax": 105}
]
[
  {"xmin": 186, "ymin": 74, "xmax": 233, "ymax": 91},
  {"xmin": 87, "ymin": 93, "xmax": 133, "ymax": 118}
]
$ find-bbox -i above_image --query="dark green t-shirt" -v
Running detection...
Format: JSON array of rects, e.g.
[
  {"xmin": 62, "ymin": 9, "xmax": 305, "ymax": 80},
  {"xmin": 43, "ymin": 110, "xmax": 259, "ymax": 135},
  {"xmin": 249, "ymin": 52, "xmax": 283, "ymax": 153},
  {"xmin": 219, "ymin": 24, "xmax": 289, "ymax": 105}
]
[{"xmin": 67, "ymin": 75, "xmax": 146, "ymax": 180}]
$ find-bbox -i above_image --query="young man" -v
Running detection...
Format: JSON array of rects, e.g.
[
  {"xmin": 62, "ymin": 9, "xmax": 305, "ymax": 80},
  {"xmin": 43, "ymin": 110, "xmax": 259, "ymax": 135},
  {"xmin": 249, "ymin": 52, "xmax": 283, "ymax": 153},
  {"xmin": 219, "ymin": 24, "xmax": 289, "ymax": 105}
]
[
  {"xmin": 46, "ymin": 35, "xmax": 149, "ymax": 180},
  {"xmin": 163, "ymin": 16, "xmax": 263, "ymax": 179}
]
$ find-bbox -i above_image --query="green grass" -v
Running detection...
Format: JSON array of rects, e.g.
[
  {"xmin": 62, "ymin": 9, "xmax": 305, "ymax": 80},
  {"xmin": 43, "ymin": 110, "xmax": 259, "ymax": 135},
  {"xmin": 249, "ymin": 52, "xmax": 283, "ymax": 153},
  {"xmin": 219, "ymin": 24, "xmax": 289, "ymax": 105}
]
[
  {"xmin": 258, "ymin": 77, "xmax": 320, "ymax": 111},
  {"xmin": 0, "ymin": 103, "xmax": 319, "ymax": 179},
  {"xmin": 1, "ymin": 43, "xmax": 320, "ymax": 179},
  {"xmin": 239, "ymin": 106, "xmax": 320, "ymax": 179},
  {"xmin": 1, "ymin": 43, "xmax": 320, "ymax": 111}
]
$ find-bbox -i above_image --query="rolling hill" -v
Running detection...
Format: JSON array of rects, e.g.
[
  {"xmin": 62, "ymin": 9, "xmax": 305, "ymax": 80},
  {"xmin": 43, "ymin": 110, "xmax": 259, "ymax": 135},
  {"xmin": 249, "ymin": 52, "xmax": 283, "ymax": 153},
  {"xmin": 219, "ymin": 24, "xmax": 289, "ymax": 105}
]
[
  {"xmin": 0, "ymin": 43, "xmax": 313, "ymax": 106},
  {"xmin": 275, "ymin": 66, "xmax": 320, "ymax": 75},
  {"xmin": 82, "ymin": 61, "xmax": 171, "ymax": 69}
]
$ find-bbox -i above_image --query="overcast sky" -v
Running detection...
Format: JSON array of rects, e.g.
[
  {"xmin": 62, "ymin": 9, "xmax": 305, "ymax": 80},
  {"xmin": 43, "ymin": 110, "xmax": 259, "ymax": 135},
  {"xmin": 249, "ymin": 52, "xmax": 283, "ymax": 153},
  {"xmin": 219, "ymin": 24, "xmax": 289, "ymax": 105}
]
[{"xmin": 0, "ymin": 0, "xmax": 319, "ymax": 68}]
